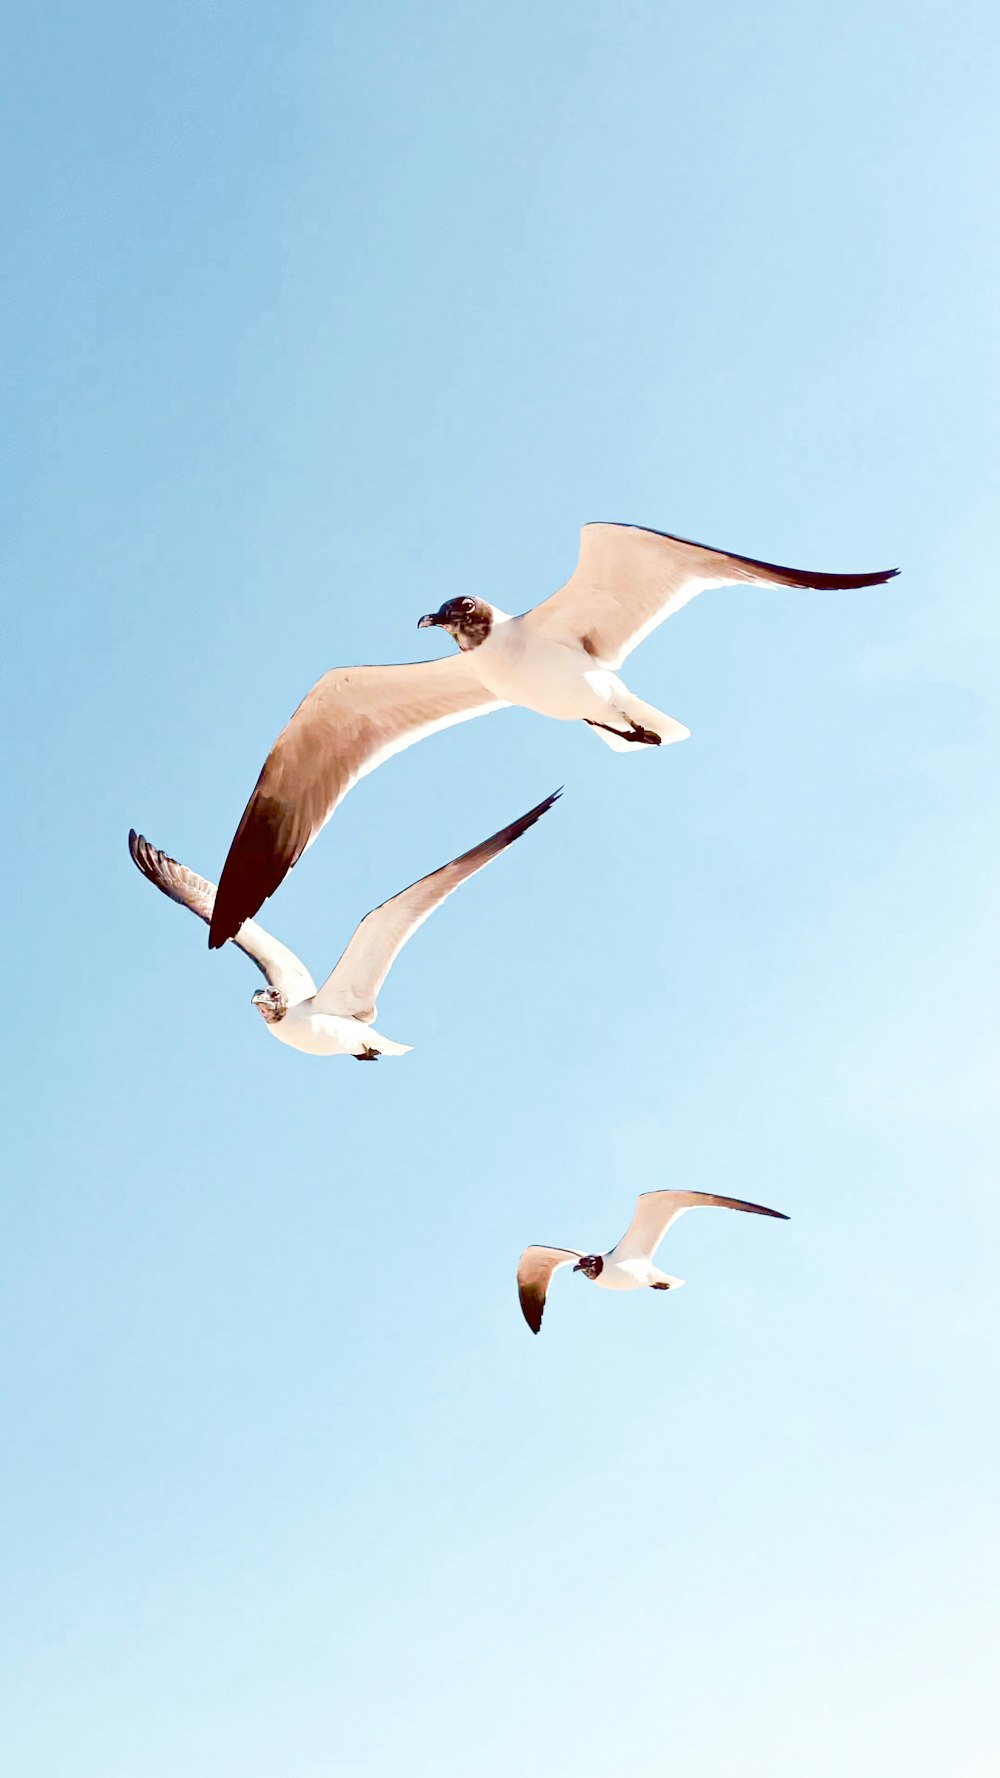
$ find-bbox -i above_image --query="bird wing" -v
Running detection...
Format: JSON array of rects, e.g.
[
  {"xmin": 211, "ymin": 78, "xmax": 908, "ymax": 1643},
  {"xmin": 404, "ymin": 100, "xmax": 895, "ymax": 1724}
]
[
  {"xmin": 208, "ymin": 655, "xmax": 507, "ymax": 948},
  {"xmin": 609, "ymin": 1189, "xmax": 789, "ymax": 1265},
  {"xmin": 516, "ymin": 1246, "xmax": 581, "ymax": 1335},
  {"xmin": 523, "ymin": 522, "xmax": 899, "ymax": 670},
  {"xmin": 129, "ymin": 830, "xmax": 317, "ymax": 1002},
  {"xmin": 310, "ymin": 789, "xmax": 560, "ymax": 1020}
]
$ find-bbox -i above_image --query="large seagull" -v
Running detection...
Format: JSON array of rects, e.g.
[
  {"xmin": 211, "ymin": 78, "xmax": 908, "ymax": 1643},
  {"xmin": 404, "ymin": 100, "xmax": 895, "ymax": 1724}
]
[
  {"xmin": 517, "ymin": 1188, "xmax": 789, "ymax": 1334},
  {"xmin": 208, "ymin": 522, "xmax": 897, "ymax": 946},
  {"xmin": 130, "ymin": 790, "xmax": 559, "ymax": 1060}
]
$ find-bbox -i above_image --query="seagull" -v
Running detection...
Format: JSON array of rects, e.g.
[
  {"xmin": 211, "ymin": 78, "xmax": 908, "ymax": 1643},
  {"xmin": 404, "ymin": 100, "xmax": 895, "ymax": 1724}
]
[
  {"xmin": 516, "ymin": 1189, "xmax": 789, "ymax": 1333},
  {"xmin": 129, "ymin": 789, "xmax": 559, "ymax": 1060},
  {"xmin": 207, "ymin": 522, "xmax": 897, "ymax": 946}
]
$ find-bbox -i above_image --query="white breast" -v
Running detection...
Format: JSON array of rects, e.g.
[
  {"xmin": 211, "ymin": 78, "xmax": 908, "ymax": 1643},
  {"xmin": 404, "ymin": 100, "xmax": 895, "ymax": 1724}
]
[
  {"xmin": 473, "ymin": 617, "xmax": 611, "ymax": 720},
  {"xmin": 596, "ymin": 1258, "xmax": 653, "ymax": 1292},
  {"xmin": 268, "ymin": 1005, "xmax": 365, "ymax": 1056}
]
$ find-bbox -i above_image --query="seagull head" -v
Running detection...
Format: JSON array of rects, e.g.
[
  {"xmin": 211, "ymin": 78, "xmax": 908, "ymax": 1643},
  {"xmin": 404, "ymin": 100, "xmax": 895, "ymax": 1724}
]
[
  {"xmin": 573, "ymin": 1254, "xmax": 604, "ymax": 1280},
  {"xmin": 251, "ymin": 986, "xmax": 288, "ymax": 1025},
  {"xmin": 417, "ymin": 595, "xmax": 494, "ymax": 651}
]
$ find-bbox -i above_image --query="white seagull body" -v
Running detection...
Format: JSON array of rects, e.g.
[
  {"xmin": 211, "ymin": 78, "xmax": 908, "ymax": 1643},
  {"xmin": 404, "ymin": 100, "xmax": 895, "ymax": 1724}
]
[
  {"xmin": 208, "ymin": 522, "xmax": 897, "ymax": 944},
  {"xmin": 130, "ymin": 789, "xmax": 558, "ymax": 1061},
  {"xmin": 266, "ymin": 1005, "xmax": 410, "ymax": 1061},
  {"xmin": 517, "ymin": 1188, "xmax": 789, "ymax": 1334},
  {"xmin": 431, "ymin": 600, "xmax": 691, "ymax": 751}
]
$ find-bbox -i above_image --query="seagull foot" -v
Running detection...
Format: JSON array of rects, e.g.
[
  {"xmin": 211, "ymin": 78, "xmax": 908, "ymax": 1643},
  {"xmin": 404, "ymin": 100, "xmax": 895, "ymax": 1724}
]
[
  {"xmin": 651, "ymin": 1281, "xmax": 671, "ymax": 1290},
  {"xmin": 623, "ymin": 717, "xmax": 662, "ymax": 745},
  {"xmin": 354, "ymin": 1046, "xmax": 381, "ymax": 1062},
  {"xmin": 585, "ymin": 717, "xmax": 662, "ymax": 746}
]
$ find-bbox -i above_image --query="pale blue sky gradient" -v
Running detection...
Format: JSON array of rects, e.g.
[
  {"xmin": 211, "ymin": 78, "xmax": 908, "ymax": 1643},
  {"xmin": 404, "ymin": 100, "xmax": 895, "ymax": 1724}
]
[{"xmin": 2, "ymin": 3, "xmax": 998, "ymax": 1774}]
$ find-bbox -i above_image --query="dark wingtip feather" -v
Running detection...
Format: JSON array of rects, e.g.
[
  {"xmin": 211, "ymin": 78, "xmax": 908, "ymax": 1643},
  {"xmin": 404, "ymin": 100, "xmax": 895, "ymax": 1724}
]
[
  {"xmin": 208, "ymin": 848, "xmax": 270, "ymax": 950},
  {"xmin": 127, "ymin": 828, "xmax": 170, "ymax": 885},
  {"xmin": 504, "ymin": 785, "xmax": 563, "ymax": 840},
  {"xmin": 208, "ymin": 846, "xmax": 254, "ymax": 948},
  {"xmin": 208, "ymin": 790, "xmax": 303, "ymax": 949},
  {"xmin": 208, "ymin": 855, "xmax": 285, "ymax": 948},
  {"xmin": 518, "ymin": 1288, "xmax": 544, "ymax": 1335},
  {"xmin": 826, "ymin": 566, "xmax": 899, "ymax": 589},
  {"xmin": 128, "ymin": 828, "xmax": 156, "ymax": 881},
  {"xmin": 518, "ymin": 785, "xmax": 563, "ymax": 828},
  {"xmin": 738, "ymin": 558, "xmax": 900, "ymax": 592},
  {"xmin": 592, "ymin": 523, "xmax": 900, "ymax": 591},
  {"xmin": 453, "ymin": 786, "xmax": 563, "ymax": 879}
]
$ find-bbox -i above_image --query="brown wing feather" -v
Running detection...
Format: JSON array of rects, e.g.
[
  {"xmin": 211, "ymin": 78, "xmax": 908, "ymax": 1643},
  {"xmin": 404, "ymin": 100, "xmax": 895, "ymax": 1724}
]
[
  {"xmin": 610, "ymin": 1189, "xmax": 789, "ymax": 1266},
  {"xmin": 312, "ymin": 789, "xmax": 561, "ymax": 1019},
  {"xmin": 516, "ymin": 1247, "xmax": 580, "ymax": 1335},
  {"xmin": 598, "ymin": 522, "xmax": 900, "ymax": 592},
  {"xmin": 527, "ymin": 523, "xmax": 899, "ymax": 669},
  {"xmin": 129, "ymin": 829, "xmax": 215, "ymax": 925},
  {"xmin": 208, "ymin": 656, "xmax": 502, "ymax": 948},
  {"xmin": 128, "ymin": 830, "xmax": 316, "ymax": 998}
]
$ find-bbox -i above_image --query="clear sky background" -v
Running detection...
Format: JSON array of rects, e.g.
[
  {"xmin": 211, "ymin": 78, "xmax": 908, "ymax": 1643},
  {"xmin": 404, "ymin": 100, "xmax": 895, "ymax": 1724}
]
[{"xmin": 2, "ymin": 3, "xmax": 998, "ymax": 1773}]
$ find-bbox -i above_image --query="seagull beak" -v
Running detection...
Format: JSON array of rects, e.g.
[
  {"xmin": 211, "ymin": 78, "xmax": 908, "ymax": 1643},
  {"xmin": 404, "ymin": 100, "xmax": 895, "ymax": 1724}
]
[
  {"xmin": 417, "ymin": 611, "xmax": 441, "ymax": 630},
  {"xmin": 572, "ymin": 1260, "xmax": 584, "ymax": 1272}
]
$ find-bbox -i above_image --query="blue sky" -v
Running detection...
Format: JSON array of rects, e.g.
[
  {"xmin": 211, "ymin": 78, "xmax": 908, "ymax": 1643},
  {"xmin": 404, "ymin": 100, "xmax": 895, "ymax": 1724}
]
[{"xmin": 2, "ymin": 2, "xmax": 998, "ymax": 1772}]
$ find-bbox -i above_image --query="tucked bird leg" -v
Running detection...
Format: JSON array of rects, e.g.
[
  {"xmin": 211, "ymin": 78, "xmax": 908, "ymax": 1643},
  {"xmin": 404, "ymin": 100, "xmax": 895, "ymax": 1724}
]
[
  {"xmin": 354, "ymin": 1046, "xmax": 381, "ymax": 1062},
  {"xmin": 584, "ymin": 717, "xmax": 662, "ymax": 746}
]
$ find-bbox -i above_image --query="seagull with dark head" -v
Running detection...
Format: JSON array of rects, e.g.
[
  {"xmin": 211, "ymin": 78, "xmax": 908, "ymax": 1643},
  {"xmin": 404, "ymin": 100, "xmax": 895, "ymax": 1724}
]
[
  {"xmin": 207, "ymin": 521, "xmax": 897, "ymax": 947},
  {"xmin": 516, "ymin": 1188, "xmax": 789, "ymax": 1334},
  {"xmin": 129, "ymin": 790, "xmax": 559, "ymax": 1061},
  {"xmin": 419, "ymin": 595, "xmax": 496, "ymax": 652}
]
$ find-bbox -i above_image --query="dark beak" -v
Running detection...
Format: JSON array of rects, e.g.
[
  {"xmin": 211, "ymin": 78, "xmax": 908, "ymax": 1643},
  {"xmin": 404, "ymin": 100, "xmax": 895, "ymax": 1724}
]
[
  {"xmin": 417, "ymin": 610, "xmax": 442, "ymax": 630},
  {"xmin": 572, "ymin": 1260, "xmax": 584, "ymax": 1272}
]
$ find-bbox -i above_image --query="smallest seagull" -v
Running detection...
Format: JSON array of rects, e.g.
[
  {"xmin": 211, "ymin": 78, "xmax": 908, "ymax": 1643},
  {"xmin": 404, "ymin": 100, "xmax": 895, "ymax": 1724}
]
[
  {"xmin": 129, "ymin": 790, "xmax": 559, "ymax": 1061},
  {"xmin": 517, "ymin": 1189, "xmax": 788, "ymax": 1333}
]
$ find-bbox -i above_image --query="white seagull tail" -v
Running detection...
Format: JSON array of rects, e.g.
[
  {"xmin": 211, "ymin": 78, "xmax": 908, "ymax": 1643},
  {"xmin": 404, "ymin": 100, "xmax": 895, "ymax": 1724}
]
[
  {"xmin": 367, "ymin": 1033, "xmax": 412, "ymax": 1058},
  {"xmin": 589, "ymin": 691, "xmax": 691, "ymax": 751}
]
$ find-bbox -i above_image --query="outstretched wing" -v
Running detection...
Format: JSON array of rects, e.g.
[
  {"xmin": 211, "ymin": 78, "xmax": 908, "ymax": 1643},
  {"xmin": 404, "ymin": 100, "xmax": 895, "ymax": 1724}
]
[
  {"xmin": 524, "ymin": 522, "xmax": 898, "ymax": 670},
  {"xmin": 609, "ymin": 1189, "xmax": 789, "ymax": 1265},
  {"xmin": 129, "ymin": 830, "xmax": 317, "ymax": 1003},
  {"xmin": 311, "ymin": 789, "xmax": 561, "ymax": 1021},
  {"xmin": 208, "ymin": 655, "xmax": 507, "ymax": 948},
  {"xmin": 516, "ymin": 1246, "xmax": 581, "ymax": 1335}
]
